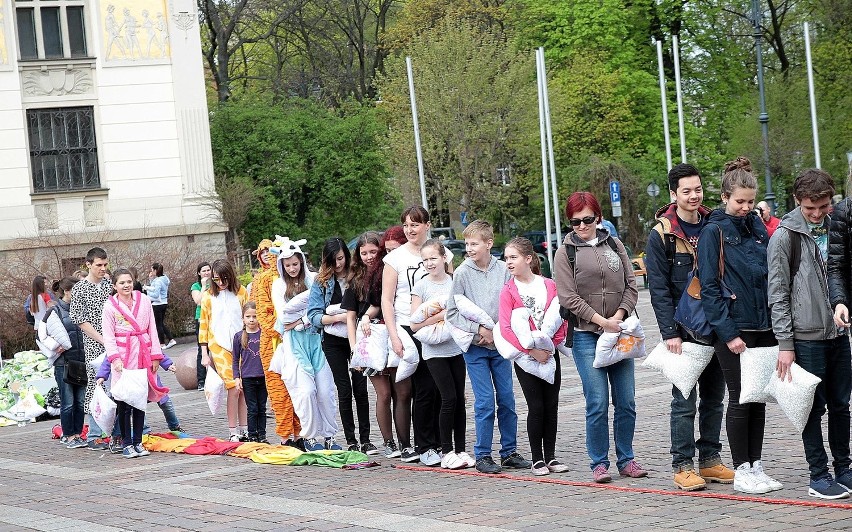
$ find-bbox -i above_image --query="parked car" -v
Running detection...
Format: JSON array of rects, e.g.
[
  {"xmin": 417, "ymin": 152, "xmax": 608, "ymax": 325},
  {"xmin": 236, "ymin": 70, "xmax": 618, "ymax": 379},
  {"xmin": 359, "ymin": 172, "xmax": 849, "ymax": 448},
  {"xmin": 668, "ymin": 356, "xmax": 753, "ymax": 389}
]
[
  {"xmin": 432, "ymin": 227, "xmax": 456, "ymax": 240},
  {"xmin": 521, "ymin": 231, "xmax": 560, "ymax": 255},
  {"xmin": 442, "ymin": 239, "xmax": 467, "ymax": 258}
]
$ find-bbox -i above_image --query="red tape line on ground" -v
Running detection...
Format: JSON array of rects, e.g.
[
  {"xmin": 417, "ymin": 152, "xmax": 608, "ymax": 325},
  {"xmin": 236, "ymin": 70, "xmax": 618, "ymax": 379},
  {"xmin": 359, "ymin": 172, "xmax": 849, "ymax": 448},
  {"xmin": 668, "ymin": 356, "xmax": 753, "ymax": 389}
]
[{"xmin": 392, "ymin": 464, "xmax": 852, "ymax": 510}]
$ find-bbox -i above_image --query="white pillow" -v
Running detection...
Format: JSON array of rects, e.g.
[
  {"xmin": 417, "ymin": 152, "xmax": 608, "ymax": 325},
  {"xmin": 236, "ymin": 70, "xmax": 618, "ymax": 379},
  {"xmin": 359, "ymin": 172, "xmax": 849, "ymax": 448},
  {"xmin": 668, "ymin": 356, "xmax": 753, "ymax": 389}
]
[
  {"xmin": 394, "ymin": 325, "xmax": 420, "ymax": 383},
  {"xmin": 642, "ymin": 341, "xmax": 715, "ymax": 398},
  {"xmin": 593, "ymin": 316, "xmax": 646, "ymax": 368},
  {"xmin": 764, "ymin": 362, "xmax": 821, "ymax": 432},
  {"xmin": 740, "ymin": 346, "xmax": 779, "ymax": 404}
]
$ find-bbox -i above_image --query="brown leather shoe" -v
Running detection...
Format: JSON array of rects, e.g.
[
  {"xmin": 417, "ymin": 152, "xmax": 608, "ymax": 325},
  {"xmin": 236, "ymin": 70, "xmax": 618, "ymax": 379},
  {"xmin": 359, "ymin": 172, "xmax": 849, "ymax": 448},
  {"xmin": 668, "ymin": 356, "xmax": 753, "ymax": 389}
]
[
  {"xmin": 699, "ymin": 463, "xmax": 735, "ymax": 484},
  {"xmin": 673, "ymin": 470, "xmax": 706, "ymax": 491}
]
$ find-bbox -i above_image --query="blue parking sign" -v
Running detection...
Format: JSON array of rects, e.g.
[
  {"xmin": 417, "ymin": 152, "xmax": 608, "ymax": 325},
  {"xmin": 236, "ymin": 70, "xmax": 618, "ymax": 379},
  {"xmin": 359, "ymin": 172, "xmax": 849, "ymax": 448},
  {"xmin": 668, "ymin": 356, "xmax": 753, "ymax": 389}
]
[{"xmin": 609, "ymin": 181, "xmax": 621, "ymax": 204}]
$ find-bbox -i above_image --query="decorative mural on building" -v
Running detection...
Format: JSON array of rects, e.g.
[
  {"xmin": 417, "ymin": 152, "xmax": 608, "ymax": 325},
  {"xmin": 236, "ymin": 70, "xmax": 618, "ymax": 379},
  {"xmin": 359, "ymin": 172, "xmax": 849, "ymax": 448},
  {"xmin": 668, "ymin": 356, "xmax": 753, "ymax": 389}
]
[{"xmin": 101, "ymin": 0, "xmax": 171, "ymax": 63}]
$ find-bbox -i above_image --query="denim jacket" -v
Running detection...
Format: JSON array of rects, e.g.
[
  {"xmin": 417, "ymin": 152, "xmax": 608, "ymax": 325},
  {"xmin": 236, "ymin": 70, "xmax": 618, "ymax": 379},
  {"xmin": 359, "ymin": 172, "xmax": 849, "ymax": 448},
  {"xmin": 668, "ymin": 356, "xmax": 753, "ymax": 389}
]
[
  {"xmin": 698, "ymin": 209, "xmax": 771, "ymax": 343},
  {"xmin": 306, "ymin": 276, "xmax": 339, "ymax": 332}
]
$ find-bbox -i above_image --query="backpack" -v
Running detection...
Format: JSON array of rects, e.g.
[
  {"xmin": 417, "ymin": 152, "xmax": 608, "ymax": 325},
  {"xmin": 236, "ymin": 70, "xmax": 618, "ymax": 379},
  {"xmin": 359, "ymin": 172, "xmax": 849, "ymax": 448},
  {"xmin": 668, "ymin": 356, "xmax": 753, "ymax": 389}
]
[{"xmin": 559, "ymin": 236, "xmax": 622, "ymax": 347}]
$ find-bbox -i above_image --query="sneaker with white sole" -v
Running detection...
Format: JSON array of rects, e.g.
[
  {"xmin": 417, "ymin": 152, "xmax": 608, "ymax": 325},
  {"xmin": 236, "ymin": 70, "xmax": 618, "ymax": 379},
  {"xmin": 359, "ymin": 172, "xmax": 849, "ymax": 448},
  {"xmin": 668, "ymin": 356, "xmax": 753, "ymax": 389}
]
[
  {"xmin": 809, "ymin": 474, "xmax": 851, "ymax": 500},
  {"xmin": 733, "ymin": 462, "xmax": 771, "ymax": 494},
  {"xmin": 360, "ymin": 442, "xmax": 379, "ymax": 455},
  {"xmin": 834, "ymin": 468, "xmax": 852, "ymax": 493},
  {"xmin": 304, "ymin": 438, "xmax": 325, "ymax": 452},
  {"xmin": 66, "ymin": 437, "xmax": 88, "ymax": 449},
  {"xmin": 383, "ymin": 440, "xmax": 401, "ymax": 458},
  {"xmin": 164, "ymin": 339, "xmax": 177, "ymax": 349},
  {"xmin": 134, "ymin": 444, "xmax": 150, "ymax": 457},
  {"xmin": 441, "ymin": 451, "xmax": 466, "ymax": 470},
  {"xmin": 751, "ymin": 460, "xmax": 782, "ymax": 491},
  {"xmin": 400, "ymin": 447, "xmax": 419, "ymax": 462},
  {"xmin": 420, "ymin": 448, "xmax": 441, "ymax": 466},
  {"xmin": 457, "ymin": 451, "xmax": 476, "ymax": 468},
  {"xmin": 122, "ymin": 445, "xmax": 139, "ymax": 459}
]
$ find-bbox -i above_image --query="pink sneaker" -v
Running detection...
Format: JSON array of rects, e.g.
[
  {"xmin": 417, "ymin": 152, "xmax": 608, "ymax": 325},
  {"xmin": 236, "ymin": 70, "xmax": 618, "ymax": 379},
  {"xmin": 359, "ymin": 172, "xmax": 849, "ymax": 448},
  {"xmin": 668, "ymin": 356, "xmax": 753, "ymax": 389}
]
[
  {"xmin": 619, "ymin": 460, "xmax": 648, "ymax": 478},
  {"xmin": 593, "ymin": 464, "xmax": 612, "ymax": 483}
]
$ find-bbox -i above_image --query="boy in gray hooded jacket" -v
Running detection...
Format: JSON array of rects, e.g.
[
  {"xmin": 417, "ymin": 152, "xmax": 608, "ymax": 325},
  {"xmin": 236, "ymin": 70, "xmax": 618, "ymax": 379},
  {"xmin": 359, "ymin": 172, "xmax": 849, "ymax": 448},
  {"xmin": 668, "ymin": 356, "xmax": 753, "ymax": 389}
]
[{"xmin": 768, "ymin": 168, "xmax": 852, "ymax": 500}]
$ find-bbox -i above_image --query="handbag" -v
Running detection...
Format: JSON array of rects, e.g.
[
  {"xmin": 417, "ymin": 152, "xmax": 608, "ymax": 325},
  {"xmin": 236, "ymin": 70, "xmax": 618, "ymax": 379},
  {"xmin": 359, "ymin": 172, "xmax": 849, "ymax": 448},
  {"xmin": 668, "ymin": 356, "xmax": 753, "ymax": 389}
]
[
  {"xmin": 63, "ymin": 359, "xmax": 88, "ymax": 387},
  {"xmin": 673, "ymin": 227, "xmax": 736, "ymax": 345}
]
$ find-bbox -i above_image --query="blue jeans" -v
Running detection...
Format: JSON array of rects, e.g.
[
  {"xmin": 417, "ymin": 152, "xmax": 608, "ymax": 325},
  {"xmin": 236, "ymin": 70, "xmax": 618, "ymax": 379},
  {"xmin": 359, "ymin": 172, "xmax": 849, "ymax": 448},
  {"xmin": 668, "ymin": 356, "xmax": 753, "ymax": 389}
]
[
  {"xmin": 53, "ymin": 364, "xmax": 85, "ymax": 437},
  {"xmin": 142, "ymin": 397, "xmax": 182, "ymax": 434},
  {"xmin": 463, "ymin": 345, "xmax": 517, "ymax": 459},
  {"xmin": 794, "ymin": 337, "xmax": 852, "ymax": 480},
  {"xmin": 670, "ymin": 354, "xmax": 725, "ymax": 471},
  {"xmin": 572, "ymin": 330, "xmax": 637, "ymax": 471}
]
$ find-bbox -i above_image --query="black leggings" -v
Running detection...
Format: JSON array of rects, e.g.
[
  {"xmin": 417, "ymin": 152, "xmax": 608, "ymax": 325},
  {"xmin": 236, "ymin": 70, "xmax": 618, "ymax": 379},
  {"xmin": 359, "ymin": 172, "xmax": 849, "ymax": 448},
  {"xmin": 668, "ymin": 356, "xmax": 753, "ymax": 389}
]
[
  {"xmin": 425, "ymin": 355, "xmax": 466, "ymax": 454},
  {"xmin": 116, "ymin": 401, "xmax": 145, "ymax": 447},
  {"xmin": 515, "ymin": 353, "xmax": 561, "ymax": 464},
  {"xmin": 152, "ymin": 304, "xmax": 172, "ymax": 344},
  {"xmin": 402, "ymin": 326, "xmax": 441, "ymax": 453},
  {"xmin": 324, "ymin": 337, "xmax": 370, "ymax": 445},
  {"xmin": 713, "ymin": 330, "xmax": 776, "ymax": 468},
  {"xmin": 241, "ymin": 376, "xmax": 268, "ymax": 439}
]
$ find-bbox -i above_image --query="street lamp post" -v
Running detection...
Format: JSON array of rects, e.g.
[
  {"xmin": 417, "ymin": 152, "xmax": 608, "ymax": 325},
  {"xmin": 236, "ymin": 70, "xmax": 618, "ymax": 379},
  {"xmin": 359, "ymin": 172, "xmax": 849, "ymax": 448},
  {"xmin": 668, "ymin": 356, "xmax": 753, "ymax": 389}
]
[{"xmin": 751, "ymin": 0, "xmax": 775, "ymax": 211}]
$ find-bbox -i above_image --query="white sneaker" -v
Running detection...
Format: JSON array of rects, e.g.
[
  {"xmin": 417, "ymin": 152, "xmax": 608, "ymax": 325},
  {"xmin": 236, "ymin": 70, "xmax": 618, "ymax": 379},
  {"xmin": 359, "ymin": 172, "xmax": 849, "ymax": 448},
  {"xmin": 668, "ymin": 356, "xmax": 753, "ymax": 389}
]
[
  {"xmin": 419, "ymin": 448, "xmax": 441, "ymax": 467},
  {"xmin": 733, "ymin": 462, "xmax": 771, "ymax": 494},
  {"xmin": 164, "ymin": 339, "xmax": 177, "ymax": 349},
  {"xmin": 441, "ymin": 451, "xmax": 466, "ymax": 470},
  {"xmin": 751, "ymin": 460, "xmax": 783, "ymax": 491},
  {"xmin": 457, "ymin": 451, "xmax": 476, "ymax": 468}
]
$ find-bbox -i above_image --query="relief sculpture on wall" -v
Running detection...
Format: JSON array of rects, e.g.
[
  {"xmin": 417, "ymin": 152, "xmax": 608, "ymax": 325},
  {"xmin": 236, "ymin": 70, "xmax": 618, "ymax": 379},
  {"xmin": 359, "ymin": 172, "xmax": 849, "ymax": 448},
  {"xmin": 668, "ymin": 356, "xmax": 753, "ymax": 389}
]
[{"xmin": 102, "ymin": 0, "xmax": 171, "ymax": 63}]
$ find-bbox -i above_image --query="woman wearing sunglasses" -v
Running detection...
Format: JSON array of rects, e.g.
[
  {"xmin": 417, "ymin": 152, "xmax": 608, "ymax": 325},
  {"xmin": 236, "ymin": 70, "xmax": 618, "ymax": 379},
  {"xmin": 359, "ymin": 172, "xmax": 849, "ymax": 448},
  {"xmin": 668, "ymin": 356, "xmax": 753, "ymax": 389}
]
[{"xmin": 553, "ymin": 191, "xmax": 644, "ymax": 484}]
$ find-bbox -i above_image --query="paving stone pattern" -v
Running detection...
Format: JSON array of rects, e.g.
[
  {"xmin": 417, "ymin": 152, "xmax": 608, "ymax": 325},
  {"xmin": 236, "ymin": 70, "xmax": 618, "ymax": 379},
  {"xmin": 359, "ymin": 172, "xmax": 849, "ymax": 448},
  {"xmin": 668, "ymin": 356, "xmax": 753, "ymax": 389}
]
[{"xmin": 1, "ymin": 291, "xmax": 851, "ymax": 531}]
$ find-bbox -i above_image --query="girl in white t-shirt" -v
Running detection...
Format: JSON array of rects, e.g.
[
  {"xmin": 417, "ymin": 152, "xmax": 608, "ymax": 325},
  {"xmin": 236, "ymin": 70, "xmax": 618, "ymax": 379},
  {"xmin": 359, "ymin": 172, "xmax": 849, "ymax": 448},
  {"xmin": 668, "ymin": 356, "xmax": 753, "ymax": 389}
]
[
  {"xmin": 410, "ymin": 239, "xmax": 471, "ymax": 469},
  {"xmin": 499, "ymin": 237, "xmax": 569, "ymax": 477}
]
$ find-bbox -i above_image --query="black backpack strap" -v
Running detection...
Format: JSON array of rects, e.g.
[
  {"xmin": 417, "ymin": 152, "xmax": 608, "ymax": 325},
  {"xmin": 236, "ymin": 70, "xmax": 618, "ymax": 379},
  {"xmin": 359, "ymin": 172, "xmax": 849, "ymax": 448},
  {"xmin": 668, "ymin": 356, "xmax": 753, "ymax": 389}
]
[
  {"xmin": 788, "ymin": 230, "xmax": 802, "ymax": 280},
  {"xmin": 565, "ymin": 244, "xmax": 576, "ymax": 273}
]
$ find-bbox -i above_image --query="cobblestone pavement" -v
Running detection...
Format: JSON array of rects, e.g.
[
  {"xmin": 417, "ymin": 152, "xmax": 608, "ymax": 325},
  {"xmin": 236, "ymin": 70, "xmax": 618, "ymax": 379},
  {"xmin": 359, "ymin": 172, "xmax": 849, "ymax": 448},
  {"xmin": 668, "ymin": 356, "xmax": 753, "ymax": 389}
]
[{"xmin": 2, "ymin": 290, "xmax": 852, "ymax": 531}]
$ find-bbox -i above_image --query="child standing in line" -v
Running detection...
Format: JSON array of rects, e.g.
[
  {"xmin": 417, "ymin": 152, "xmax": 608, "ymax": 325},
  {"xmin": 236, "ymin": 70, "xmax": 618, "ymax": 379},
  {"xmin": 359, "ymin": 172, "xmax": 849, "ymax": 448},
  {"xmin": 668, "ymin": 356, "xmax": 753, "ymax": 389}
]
[
  {"xmin": 97, "ymin": 269, "xmax": 169, "ymax": 458},
  {"xmin": 499, "ymin": 237, "xmax": 570, "ymax": 476},
  {"xmin": 411, "ymin": 239, "xmax": 470, "ymax": 469},
  {"xmin": 199, "ymin": 259, "xmax": 249, "ymax": 442},
  {"xmin": 445, "ymin": 220, "xmax": 531, "ymax": 474},
  {"xmin": 233, "ymin": 302, "xmax": 268, "ymax": 444}
]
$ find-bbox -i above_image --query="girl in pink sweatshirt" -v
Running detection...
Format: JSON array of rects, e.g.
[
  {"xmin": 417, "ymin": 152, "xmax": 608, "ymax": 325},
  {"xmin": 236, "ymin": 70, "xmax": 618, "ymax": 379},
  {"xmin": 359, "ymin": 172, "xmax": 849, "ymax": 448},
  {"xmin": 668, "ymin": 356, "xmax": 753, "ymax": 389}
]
[{"xmin": 499, "ymin": 237, "xmax": 569, "ymax": 477}]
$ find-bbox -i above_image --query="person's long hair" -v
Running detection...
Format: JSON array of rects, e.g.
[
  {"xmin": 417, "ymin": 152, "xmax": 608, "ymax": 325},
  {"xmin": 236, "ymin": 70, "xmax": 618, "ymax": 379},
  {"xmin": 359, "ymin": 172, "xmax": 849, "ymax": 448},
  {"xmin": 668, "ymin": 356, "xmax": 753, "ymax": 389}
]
[
  {"xmin": 314, "ymin": 237, "xmax": 351, "ymax": 286},
  {"xmin": 209, "ymin": 260, "xmax": 239, "ymax": 296},
  {"xmin": 349, "ymin": 232, "xmax": 383, "ymax": 300},
  {"xmin": 31, "ymin": 275, "xmax": 48, "ymax": 313}
]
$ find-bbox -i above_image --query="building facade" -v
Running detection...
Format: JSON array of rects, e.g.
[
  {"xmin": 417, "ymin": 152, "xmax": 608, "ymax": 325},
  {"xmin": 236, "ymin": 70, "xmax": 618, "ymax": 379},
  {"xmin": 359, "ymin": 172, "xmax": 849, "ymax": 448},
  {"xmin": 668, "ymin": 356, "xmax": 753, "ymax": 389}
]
[{"xmin": 0, "ymin": 0, "xmax": 225, "ymax": 270}]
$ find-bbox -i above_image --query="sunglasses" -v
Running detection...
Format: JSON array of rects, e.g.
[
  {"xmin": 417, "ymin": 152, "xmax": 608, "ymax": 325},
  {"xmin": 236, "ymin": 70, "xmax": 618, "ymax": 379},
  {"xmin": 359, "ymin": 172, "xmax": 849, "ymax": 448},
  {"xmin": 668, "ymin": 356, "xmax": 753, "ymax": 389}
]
[
  {"xmin": 569, "ymin": 216, "xmax": 597, "ymax": 227},
  {"xmin": 212, "ymin": 277, "xmax": 224, "ymax": 283}
]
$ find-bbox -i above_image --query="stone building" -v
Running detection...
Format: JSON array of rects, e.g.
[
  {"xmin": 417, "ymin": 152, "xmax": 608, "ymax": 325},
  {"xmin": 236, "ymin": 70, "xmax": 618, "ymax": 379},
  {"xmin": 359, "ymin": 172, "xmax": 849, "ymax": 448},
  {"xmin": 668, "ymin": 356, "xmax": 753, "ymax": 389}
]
[{"xmin": 0, "ymin": 0, "xmax": 225, "ymax": 273}]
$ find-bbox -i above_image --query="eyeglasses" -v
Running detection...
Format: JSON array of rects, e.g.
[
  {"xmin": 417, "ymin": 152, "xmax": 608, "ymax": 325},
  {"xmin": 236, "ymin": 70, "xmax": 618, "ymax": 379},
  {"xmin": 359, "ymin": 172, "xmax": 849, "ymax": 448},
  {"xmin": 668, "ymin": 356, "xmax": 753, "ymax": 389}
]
[
  {"xmin": 569, "ymin": 216, "xmax": 597, "ymax": 227},
  {"xmin": 212, "ymin": 277, "xmax": 224, "ymax": 283}
]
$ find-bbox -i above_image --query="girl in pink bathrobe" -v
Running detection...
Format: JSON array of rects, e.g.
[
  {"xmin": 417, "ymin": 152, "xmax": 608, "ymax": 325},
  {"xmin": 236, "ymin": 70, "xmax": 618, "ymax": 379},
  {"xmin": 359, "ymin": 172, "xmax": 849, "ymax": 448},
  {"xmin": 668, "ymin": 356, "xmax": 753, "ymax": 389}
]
[{"xmin": 98, "ymin": 268, "xmax": 169, "ymax": 458}]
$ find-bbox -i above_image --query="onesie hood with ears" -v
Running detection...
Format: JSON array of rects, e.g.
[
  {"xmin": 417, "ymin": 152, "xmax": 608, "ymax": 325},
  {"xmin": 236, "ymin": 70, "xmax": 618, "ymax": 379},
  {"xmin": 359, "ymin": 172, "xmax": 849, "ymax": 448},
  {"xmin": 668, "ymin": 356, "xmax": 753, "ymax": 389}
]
[{"xmin": 271, "ymin": 236, "xmax": 308, "ymax": 278}]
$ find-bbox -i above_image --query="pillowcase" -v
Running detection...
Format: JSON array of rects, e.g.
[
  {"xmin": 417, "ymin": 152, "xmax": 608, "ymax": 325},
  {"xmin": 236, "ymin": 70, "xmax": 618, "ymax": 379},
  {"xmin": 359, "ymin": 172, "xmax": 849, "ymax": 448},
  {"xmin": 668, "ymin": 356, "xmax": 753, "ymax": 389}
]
[
  {"xmin": 764, "ymin": 362, "xmax": 821, "ymax": 432},
  {"xmin": 642, "ymin": 341, "xmax": 715, "ymax": 398},
  {"xmin": 349, "ymin": 323, "xmax": 390, "ymax": 372},
  {"xmin": 394, "ymin": 325, "xmax": 420, "ymax": 383},
  {"xmin": 593, "ymin": 316, "xmax": 646, "ymax": 368},
  {"xmin": 492, "ymin": 324, "xmax": 556, "ymax": 384},
  {"xmin": 739, "ymin": 346, "xmax": 779, "ymax": 404}
]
